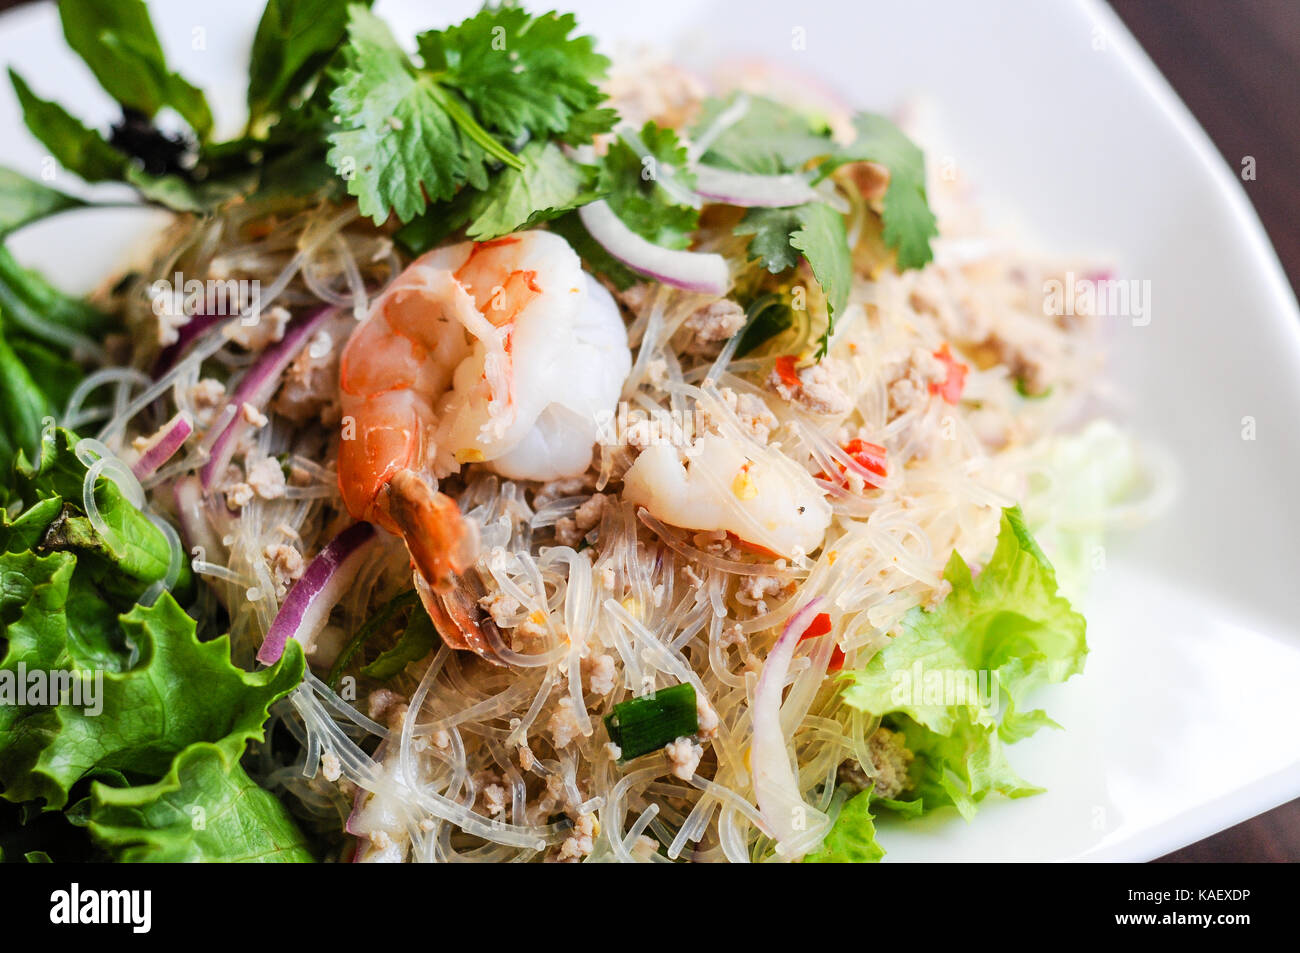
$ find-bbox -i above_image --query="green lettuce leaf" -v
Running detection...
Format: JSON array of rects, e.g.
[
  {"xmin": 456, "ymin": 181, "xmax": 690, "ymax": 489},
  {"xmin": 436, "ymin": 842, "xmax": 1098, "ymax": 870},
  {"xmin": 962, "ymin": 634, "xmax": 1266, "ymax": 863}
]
[
  {"xmin": 0, "ymin": 545, "xmax": 303, "ymax": 809},
  {"xmin": 839, "ymin": 506, "xmax": 1087, "ymax": 819},
  {"xmin": 87, "ymin": 742, "xmax": 314, "ymax": 862},
  {"xmin": 803, "ymin": 790, "xmax": 885, "ymax": 863}
]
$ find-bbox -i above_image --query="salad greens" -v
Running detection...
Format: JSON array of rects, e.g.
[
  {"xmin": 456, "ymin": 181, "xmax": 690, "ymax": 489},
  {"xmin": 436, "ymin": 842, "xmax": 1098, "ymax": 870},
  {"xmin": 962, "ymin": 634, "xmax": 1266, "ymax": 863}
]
[
  {"xmin": 0, "ymin": 427, "xmax": 310, "ymax": 861},
  {"xmin": 813, "ymin": 507, "xmax": 1087, "ymax": 861}
]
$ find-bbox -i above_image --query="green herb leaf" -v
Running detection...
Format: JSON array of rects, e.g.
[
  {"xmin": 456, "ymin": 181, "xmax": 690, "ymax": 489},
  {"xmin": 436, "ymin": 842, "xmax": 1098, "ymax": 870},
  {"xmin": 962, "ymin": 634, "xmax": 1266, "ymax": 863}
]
[
  {"xmin": 247, "ymin": 0, "xmax": 365, "ymax": 126},
  {"xmin": 327, "ymin": 6, "xmax": 486, "ymax": 223},
  {"xmin": 734, "ymin": 292, "xmax": 797, "ymax": 357},
  {"xmin": 604, "ymin": 683, "xmax": 698, "ymax": 760},
  {"xmin": 464, "ymin": 140, "xmax": 598, "ymax": 241},
  {"xmin": 416, "ymin": 7, "xmax": 610, "ymax": 142},
  {"xmin": 58, "ymin": 0, "xmax": 212, "ymax": 138},
  {"xmin": 818, "ymin": 113, "xmax": 937, "ymax": 270},
  {"xmin": 8, "ymin": 70, "xmax": 127, "ymax": 183},
  {"xmin": 0, "ymin": 246, "xmax": 111, "ymax": 344},
  {"xmin": 735, "ymin": 206, "xmax": 805, "ymax": 273},
  {"xmin": 0, "ymin": 320, "xmax": 51, "ymax": 477},
  {"xmin": 695, "ymin": 94, "xmax": 835, "ymax": 175},
  {"xmin": 738, "ymin": 202, "xmax": 851, "ymax": 356},
  {"xmin": 0, "ymin": 166, "xmax": 85, "ymax": 237},
  {"xmin": 789, "ymin": 202, "xmax": 851, "ymax": 356},
  {"xmin": 360, "ymin": 604, "xmax": 437, "ymax": 680},
  {"xmin": 598, "ymin": 122, "xmax": 698, "ymax": 250}
]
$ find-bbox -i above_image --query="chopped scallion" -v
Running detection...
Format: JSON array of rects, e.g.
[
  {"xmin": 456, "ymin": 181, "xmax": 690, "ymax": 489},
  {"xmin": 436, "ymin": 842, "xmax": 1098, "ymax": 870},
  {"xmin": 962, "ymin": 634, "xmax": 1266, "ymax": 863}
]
[{"xmin": 604, "ymin": 683, "xmax": 698, "ymax": 760}]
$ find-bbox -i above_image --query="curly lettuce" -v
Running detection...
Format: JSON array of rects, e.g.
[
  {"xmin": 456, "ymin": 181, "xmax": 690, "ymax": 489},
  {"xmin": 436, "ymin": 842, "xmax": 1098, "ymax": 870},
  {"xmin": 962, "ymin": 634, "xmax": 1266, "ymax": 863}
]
[
  {"xmin": 0, "ymin": 427, "xmax": 310, "ymax": 862},
  {"xmin": 818, "ymin": 507, "xmax": 1087, "ymax": 860}
]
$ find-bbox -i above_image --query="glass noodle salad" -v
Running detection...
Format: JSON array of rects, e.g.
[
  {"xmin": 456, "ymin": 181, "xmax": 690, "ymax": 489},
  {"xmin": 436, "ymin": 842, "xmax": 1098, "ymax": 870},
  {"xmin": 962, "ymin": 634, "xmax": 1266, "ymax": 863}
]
[{"xmin": 0, "ymin": 0, "xmax": 1171, "ymax": 863}]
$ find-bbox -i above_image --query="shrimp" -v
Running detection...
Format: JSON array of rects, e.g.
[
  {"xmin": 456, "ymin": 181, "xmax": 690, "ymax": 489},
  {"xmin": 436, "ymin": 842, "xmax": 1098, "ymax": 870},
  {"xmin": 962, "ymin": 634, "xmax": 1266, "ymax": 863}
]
[
  {"xmin": 338, "ymin": 231, "xmax": 631, "ymax": 652},
  {"xmin": 623, "ymin": 433, "xmax": 832, "ymax": 560}
]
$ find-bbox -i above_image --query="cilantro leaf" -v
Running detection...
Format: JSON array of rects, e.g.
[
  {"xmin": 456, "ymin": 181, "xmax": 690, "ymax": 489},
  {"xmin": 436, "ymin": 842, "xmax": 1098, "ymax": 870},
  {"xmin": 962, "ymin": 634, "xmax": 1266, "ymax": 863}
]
[
  {"xmin": 736, "ymin": 202, "xmax": 850, "ymax": 356},
  {"xmin": 329, "ymin": 6, "xmax": 611, "ymax": 226},
  {"xmin": 695, "ymin": 94, "xmax": 835, "ymax": 175},
  {"xmin": 7, "ymin": 69, "xmax": 128, "ymax": 184},
  {"xmin": 87, "ymin": 741, "xmax": 314, "ymax": 862},
  {"xmin": 735, "ymin": 206, "xmax": 804, "ymax": 273},
  {"xmin": 247, "ymin": 0, "xmax": 366, "ymax": 126},
  {"xmin": 819, "ymin": 113, "xmax": 937, "ymax": 270},
  {"xmin": 789, "ymin": 202, "xmax": 851, "ymax": 354},
  {"xmin": 549, "ymin": 122, "xmax": 700, "ymax": 288},
  {"xmin": 417, "ymin": 7, "xmax": 611, "ymax": 142},
  {"xmin": 58, "ymin": 0, "xmax": 213, "ymax": 139},
  {"xmin": 465, "ymin": 140, "xmax": 598, "ymax": 241},
  {"xmin": 838, "ymin": 507, "xmax": 1087, "ymax": 819},
  {"xmin": 327, "ymin": 7, "xmax": 474, "ymax": 222},
  {"xmin": 598, "ymin": 122, "xmax": 698, "ymax": 250}
]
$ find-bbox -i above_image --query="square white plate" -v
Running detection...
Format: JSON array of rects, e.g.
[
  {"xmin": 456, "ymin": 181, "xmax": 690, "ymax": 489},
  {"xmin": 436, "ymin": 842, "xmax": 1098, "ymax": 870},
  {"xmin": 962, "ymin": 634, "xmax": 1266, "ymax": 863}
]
[{"xmin": 2, "ymin": 0, "xmax": 1297, "ymax": 861}]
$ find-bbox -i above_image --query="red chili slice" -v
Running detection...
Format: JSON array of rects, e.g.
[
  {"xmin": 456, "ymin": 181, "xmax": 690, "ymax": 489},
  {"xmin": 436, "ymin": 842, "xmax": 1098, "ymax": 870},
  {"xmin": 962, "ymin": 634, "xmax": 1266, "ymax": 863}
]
[
  {"xmin": 774, "ymin": 355, "xmax": 801, "ymax": 390},
  {"xmin": 930, "ymin": 343, "xmax": 968, "ymax": 404}
]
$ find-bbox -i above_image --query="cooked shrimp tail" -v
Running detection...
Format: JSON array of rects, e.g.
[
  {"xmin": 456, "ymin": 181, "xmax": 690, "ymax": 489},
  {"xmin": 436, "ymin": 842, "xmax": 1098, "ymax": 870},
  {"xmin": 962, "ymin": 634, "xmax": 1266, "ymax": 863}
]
[{"xmin": 380, "ymin": 468, "xmax": 478, "ymax": 591}]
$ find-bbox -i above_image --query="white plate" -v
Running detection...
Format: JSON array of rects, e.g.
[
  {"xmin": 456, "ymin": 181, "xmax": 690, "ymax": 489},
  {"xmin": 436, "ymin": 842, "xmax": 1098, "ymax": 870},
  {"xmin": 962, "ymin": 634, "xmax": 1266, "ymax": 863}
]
[{"xmin": 2, "ymin": 0, "xmax": 1298, "ymax": 861}]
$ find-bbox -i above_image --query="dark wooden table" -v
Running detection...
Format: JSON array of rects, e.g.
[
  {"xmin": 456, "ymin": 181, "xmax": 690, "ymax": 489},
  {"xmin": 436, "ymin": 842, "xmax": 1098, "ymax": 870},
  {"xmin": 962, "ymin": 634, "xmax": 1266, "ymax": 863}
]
[
  {"xmin": 0, "ymin": 0, "xmax": 1295, "ymax": 861},
  {"xmin": 1108, "ymin": 0, "xmax": 1300, "ymax": 861}
]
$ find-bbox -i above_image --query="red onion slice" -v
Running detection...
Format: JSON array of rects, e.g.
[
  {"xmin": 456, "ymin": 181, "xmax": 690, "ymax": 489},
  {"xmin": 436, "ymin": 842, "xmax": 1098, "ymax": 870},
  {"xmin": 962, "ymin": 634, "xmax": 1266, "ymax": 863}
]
[
  {"xmin": 199, "ymin": 305, "xmax": 336, "ymax": 492},
  {"xmin": 151, "ymin": 312, "xmax": 224, "ymax": 378},
  {"xmin": 577, "ymin": 200, "xmax": 729, "ymax": 296},
  {"xmin": 751, "ymin": 597, "xmax": 832, "ymax": 859},
  {"xmin": 257, "ymin": 521, "xmax": 377, "ymax": 665},
  {"xmin": 130, "ymin": 411, "xmax": 193, "ymax": 480},
  {"xmin": 692, "ymin": 165, "xmax": 821, "ymax": 208}
]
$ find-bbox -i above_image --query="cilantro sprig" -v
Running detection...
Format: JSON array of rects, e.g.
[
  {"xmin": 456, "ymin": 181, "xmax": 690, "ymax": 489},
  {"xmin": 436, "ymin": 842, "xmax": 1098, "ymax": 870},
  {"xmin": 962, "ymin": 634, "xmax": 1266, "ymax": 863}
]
[
  {"xmin": 816, "ymin": 113, "xmax": 939, "ymax": 270},
  {"xmin": 327, "ymin": 4, "xmax": 615, "ymax": 225}
]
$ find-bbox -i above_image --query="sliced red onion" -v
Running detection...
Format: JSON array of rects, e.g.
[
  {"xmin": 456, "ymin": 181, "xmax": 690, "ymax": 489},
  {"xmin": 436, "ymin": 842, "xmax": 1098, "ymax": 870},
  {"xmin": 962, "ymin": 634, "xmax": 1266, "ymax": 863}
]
[
  {"xmin": 577, "ymin": 200, "xmax": 729, "ymax": 296},
  {"xmin": 751, "ymin": 597, "xmax": 832, "ymax": 859},
  {"xmin": 692, "ymin": 165, "xmax": 820, "ymax": 208},
  {"xmin": 172, "ymin": 474, "xmax": 228, "ymax": 610},
  {"xmin": 151, "ymin": 312, "xmax": 224, "ymax": 378},
  {"xmin": 199, "ymin": 305, "xmax": 336, "ymax": 492},
  {"xmin": 130, "ymin": 411, "xmax": 193, "ymax": 480},
  {"xmin": 257, "ymin": 521, "xmax": 377, "ymax": 666}
]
